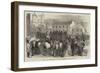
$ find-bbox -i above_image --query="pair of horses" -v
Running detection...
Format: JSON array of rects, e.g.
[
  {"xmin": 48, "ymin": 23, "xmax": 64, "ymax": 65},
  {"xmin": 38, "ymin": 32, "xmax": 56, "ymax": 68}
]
[{"xmin": 26, "ymin": 39, "xmax": 68, "ymax": 57}]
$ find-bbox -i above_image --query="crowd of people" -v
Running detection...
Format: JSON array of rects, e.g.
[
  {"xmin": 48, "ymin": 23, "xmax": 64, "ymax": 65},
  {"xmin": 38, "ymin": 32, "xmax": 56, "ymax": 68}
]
[{"xmin": 26, "ymin": 31, "xmax": 86, "ymax": 58}]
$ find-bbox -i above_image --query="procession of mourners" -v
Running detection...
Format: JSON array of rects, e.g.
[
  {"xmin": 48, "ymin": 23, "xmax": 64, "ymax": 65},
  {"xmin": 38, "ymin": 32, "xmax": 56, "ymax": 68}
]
[{"xmin": 26, "ymin": 30, "xmax": 86, "ymax": 58}]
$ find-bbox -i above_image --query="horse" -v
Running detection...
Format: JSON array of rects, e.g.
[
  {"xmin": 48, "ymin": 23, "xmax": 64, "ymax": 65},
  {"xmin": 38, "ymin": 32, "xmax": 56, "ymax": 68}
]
[
  {"xmin": 59, "ymin": 41, "xmax": 68, "ymax": 57},
  {"xmin": 44, "ymin": 41, "xmax": 51, "ymax": 56},
  {"xmin": 58, "ymin": 41, "xmax": 66, "ymax": 57},
  {"xmin": 37, "ymin": 40, "xmax": 51, "ymax": 56},
  {"xmin": 30, "ymin": 40, "xmax": 40, "ymax": 56},
  {"xmin": 52, "ymin": 41, "xmax": 63, "ymax": 57}
]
